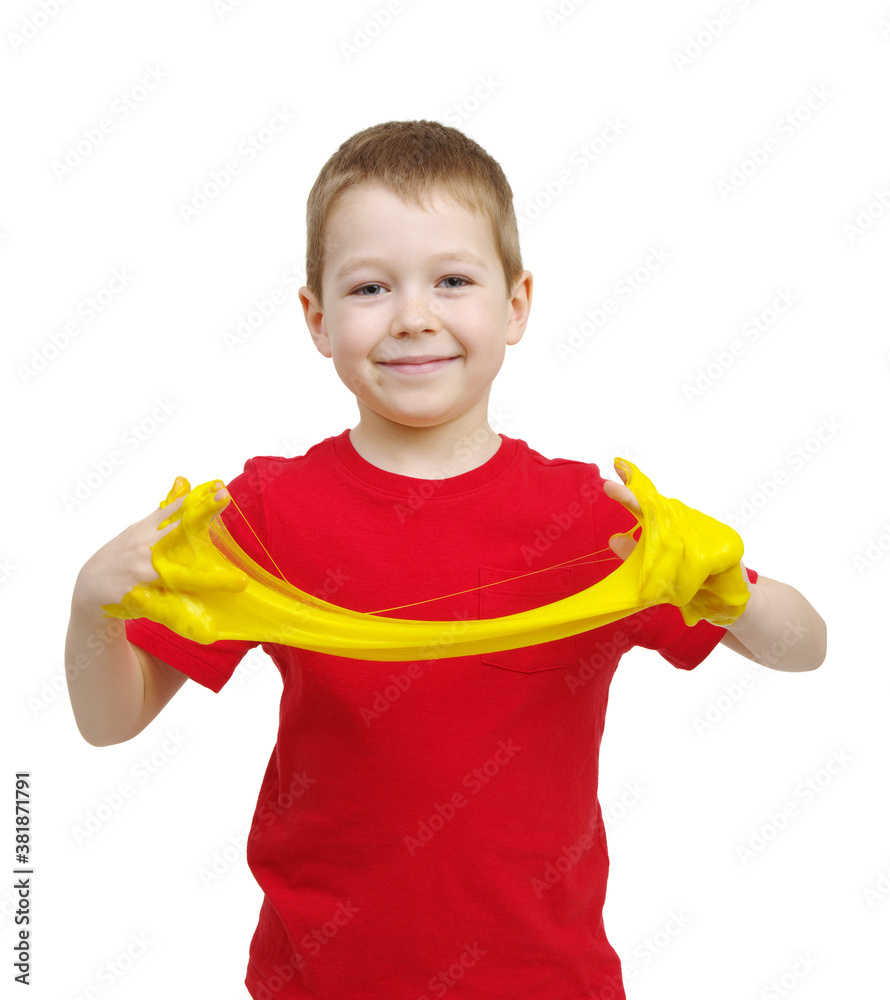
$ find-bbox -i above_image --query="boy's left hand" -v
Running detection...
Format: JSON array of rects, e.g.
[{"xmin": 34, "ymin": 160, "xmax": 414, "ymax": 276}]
[{"xmin": 603, "ymin": 460, "xmax": 751, "ymax": 627}]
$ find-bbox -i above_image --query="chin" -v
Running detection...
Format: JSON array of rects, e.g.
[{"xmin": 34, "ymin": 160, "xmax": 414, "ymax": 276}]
[
  {"xmin": 390, "ymin": 415, "xmax": 450, "ymax": 428},
  {"xmin": 379, "ymin": 407, "xmax": 460, "ymax": 428}
]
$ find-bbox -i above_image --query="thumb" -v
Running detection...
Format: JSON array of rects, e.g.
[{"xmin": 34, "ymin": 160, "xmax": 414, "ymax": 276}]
[{"xmin": 609, "ymin": 532, "xmax": 637, "ymax": 562}]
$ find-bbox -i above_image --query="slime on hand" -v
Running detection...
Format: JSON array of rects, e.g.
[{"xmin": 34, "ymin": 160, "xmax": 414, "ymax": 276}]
[{"xmin": 103, "ymin": 460, "xmax": 750, "ymax": 660}]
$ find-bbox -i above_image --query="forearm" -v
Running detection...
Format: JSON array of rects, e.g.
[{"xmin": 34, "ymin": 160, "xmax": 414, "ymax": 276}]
[
  {"xmin": 65, "ymin": 577, "xmax": 147, "ymax": 746},
  {"xmin": 725, "ymin": 575, "xmax": 826, "ymax": 671}
]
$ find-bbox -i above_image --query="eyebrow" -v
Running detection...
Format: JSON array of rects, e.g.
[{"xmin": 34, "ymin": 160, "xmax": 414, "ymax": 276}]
[{"xmin": 334, "ymin": 250, "xmax": 489, "ymax": 281}]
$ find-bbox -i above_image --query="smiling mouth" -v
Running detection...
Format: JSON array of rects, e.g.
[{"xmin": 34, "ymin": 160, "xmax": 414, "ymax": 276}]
[{"xmin": 377, "ymin": 356, "xmax": 460, "ymax": 374}]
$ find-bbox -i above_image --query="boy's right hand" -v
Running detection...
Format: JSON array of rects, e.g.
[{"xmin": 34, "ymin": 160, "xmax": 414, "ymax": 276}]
[{"xmin": 72, "ymin": 479, "xmax": 229, "ymax": 616}]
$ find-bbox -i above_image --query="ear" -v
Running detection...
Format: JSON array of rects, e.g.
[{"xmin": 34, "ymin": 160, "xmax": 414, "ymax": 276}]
[
  {"xmin": 299, "ymin": 286, "xmax": 331, "ymax": 358},
  {"xmin": 506, "ymin": 270, "xmax": 533, "ymax": 346}
]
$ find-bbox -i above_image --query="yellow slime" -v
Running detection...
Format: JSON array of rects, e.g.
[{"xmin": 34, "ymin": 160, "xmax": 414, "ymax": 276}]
[{"xmin": 103, "ymin": 460, "xmax": 750, "ymax": 659}]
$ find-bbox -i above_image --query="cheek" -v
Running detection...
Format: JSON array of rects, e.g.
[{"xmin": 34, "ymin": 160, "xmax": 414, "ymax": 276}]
[{"xmin": 332, "ymin": 351, "xmax": 376, "ymax": 394}]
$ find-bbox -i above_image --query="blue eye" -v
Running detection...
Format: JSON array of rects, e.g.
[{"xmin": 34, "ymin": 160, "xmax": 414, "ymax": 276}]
[
  {"xmin": 353, "ymin": 283, "xmax": 384, "ymax": 297},
  {"xmin": 352, "ymin": 276, "xmax": 469, "ymax": 296}
]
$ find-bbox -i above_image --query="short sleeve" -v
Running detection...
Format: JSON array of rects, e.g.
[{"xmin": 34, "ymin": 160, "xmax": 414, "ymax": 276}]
[
  {"xmin": 124, "ymin": 460, "xmax": 269, "ymax": 693},
  {"xmin": 628, "ymin": 566, "xmax": 759, "ymax": 671}
]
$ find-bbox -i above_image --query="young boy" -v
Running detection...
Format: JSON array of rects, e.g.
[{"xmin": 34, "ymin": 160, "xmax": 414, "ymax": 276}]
[{"xmin": 66, "ymin": 120, "xmax": 826, "ymax": 999}]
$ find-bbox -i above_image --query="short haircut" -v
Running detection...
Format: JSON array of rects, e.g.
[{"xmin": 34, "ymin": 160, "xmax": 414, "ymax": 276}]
[{"xmin": 305, "ymin": 120, "xmax": 523, "ymax": 308}]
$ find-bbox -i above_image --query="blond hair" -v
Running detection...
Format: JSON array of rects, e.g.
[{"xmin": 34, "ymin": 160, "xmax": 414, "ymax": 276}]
[{"xmin": 305, "ymin": 120, "xmax": 523, "ymax": 307}]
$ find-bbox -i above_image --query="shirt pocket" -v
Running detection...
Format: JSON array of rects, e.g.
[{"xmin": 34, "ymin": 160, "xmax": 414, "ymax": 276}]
[{"xmin": 478, "ymin": 565, "xmax": 576, "ymax": 673}]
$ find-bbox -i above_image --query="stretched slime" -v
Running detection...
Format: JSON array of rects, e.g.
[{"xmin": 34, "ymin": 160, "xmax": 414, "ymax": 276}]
[{"xmin": 103, "ymin": 459, "xmax": 750, "ymax": 659}]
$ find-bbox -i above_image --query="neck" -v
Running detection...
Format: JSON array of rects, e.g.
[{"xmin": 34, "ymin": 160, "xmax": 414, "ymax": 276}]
[{"xmin": 349, "ymin": 405, "xmax": 502, "ymax": 479}]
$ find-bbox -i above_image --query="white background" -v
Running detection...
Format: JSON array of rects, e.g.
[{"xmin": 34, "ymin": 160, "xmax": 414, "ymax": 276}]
[{"xmin": 3, "ymin": 1, "xmax": 889, "ymax": 998}]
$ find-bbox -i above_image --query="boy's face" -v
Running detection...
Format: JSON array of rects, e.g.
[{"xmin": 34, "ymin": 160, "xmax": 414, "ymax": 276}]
[{"xmin": 299, "ymin": 182, "xmax": 532, "ymax": 433}]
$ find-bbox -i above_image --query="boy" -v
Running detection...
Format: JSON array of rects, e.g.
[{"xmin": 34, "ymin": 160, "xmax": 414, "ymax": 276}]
[{"xmin": 66, "ymin": 120, "xmax": 826, "ymax": 999}]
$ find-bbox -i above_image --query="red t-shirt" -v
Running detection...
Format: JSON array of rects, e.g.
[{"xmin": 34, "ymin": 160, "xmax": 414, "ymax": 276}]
[{"xmin": 126, "ymin": 431, "xmax": 756, "ymax": 999}]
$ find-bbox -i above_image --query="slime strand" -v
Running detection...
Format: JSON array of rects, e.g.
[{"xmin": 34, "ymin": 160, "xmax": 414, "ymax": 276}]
[{"xmin": 104, "ymin": 460, "xmax": 750, "ymax": 660}]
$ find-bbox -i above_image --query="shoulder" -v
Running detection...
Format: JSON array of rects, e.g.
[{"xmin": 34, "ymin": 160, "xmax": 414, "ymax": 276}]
[
  {"xmin": 218, "ymin": 433, "xmax": 343, "ymax": 549},
  {"xmin": 507, "ymin": 435, "xmax": 609, "ymax": 496},
  {"xmin": 232, "ymin": 432, "xmax": 344, "ymax": 496}
]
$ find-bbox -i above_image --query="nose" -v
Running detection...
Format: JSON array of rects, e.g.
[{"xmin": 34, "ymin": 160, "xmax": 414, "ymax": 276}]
[{"xmin": 390, "ymin": 289, "xmax": 442, "ymax": 338}]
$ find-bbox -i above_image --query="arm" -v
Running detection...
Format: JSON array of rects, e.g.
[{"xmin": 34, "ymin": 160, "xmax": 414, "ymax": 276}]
[
  {"xmin": 65, "ymin": 598, "xmax": 188, "ymax": 746},
  {"xmin": 65, "ymin": 490, "xmax": 198, "ymax": 746},
  {"xmin": 719, "ymin": 573, "xmax": 826, "ymax": 671},
  {"xmin": 603, "ymin": 465, "xmax": 826, "ymax": 673}
]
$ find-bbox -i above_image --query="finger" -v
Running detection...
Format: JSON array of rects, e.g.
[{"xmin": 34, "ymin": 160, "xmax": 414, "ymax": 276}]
[
  {"xmin": 608, "ymin": 533, "xmax": 637, "ymax": 561},
  {"xmin": 155, "ymin": 494, "xmax": 185, "ymax": 532},
  {"xmin": 603, "ymin": 478, "xmax": 643, "ymax": 517},
  {"xmin": 178, "ymin": 480, "xmax": 232, "ymax": 535}
]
